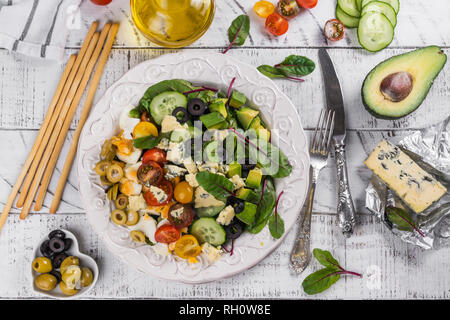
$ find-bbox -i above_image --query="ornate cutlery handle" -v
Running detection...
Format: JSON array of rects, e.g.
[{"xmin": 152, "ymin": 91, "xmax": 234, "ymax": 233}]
[
  {"xmin": 335, "ymin": 143, "xmax": 356, "ymax": 238},
  {"xmin": 290, "ymin": 167, "xmax": 316, "ymax": 273}
]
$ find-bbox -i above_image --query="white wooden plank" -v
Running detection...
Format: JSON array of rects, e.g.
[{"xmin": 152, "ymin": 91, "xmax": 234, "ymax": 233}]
[
  {"xmin": 66, "ymin": 0, "xmax": 450, "ymax": 48},
  {"xmin": 1, "ymin": 213, "xmax": 449, "ymax": 299},
  {"xmin": 1, "ymin": 48, "xmax": 448, "ymax": 131}
]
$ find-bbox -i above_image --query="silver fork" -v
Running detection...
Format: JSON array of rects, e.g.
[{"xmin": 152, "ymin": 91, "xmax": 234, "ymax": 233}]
[{"xmin": 290, "ymin": 109, "xmax": 335, "ymax": 273}]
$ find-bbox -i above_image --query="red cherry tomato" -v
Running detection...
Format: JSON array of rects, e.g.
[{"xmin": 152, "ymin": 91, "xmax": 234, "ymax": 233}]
[
  {"xmin": 296, "ymin": 0, "xmax": 318, "ymax": 9},
  {"xmin": 324, "ymin": 19, "xmax": 345, "ymax": 41},
  {"xmin": 142, "ymin": 148, "xmax": 166, "ymax": 165},
  {"xmin": 154, "ymin": 224, "xmax": 181, "ymax": 244},
  {"xmin": 277, "ymin": 0, "xmax": 301, "ymax": 20},
  {"xmin": 168, "ymin": 203, "xmax": 195, "ymax": 229},
  {"xmin": 137, "ymin": 161, "xmax": 163, "ymax": 186},
  {"xmin": 265, "ymin": 13, "xmax": 289, "ymax": 36},
  {"xmin": 90, "ymin": 0, "xmax": 112, "ymax": 5},
  {"xmin": 143, "ymin": 179, "xmax": 173, "ymax": 206}
]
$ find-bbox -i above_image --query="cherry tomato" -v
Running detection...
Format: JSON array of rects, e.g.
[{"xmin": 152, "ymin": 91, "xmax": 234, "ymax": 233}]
[
  {"xmin": 174, "ymin": 181, "xmax": 194, "ymax": 204},
  {"xmin": 90, "ymin": 0, "xmax": 112, "ymax": 5},
  {"xmin": 296, "ymin": 0, "xmax": 317, "ymax": 9},
  {"xmin": 265, "ymin": 13, "xmax": 289, "ymax": 36},
  {"xmin": 133, "ymin": 121, "xmax": 158, "ymax": 139},
  {"xmin": 142, "ymin": 148, "xmax": 166, "ymax": 165},
  {"xmin": 154, "ymin": 224, "xmax": 181, "ymax": 244},
  {"xmin": 253, "ymin": 1, "xmax": 275, "ymax": 18},
  {"xmin": 137, "ymin": 161, "xmax": 163, "ymax": 187},
  {"xmin": 168, "ymin": 203, "xmax": 194, "ymax": 229},
  {"xmin": 324, "ymin": 19, "xmax": 345, "ymax": 41},
  {"xmin": 174, "ymin": 235, "xmax": 202, "ymax": 259},
  {"xmin": 277, "ymin": 0, "xmax": 301, "ymax": 20},
  {"xmin": 143, "ymin": 179, "xmax": 173, "ymax": 206}
]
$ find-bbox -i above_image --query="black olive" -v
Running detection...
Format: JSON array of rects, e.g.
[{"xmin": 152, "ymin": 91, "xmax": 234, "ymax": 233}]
[
  {"xmin": 49, "ymin": 270, "xmax": 62, "ymax": 283},
  {"xmin": 226, "ymin": 197, "xmax": 245, "ymax": 214},
  {"xmin": 187, "ymin": 98, "xmax": 207, "ymax": 116},
  {"xmin": 172, "ymin": 107, "xmax": 190, "ymax": 123},
  {"xmin": 241, "ymin": 163, "xmax": 256, "ymax": 171},
  {"xmin": 241, "ymin": 170, "xmax": 249, "ymax": 179},
  {"xmin": 40, "ymin": 240, "xmax": 54, "ymax": 258},
  {"xmin": 48, "ymin": 229, "xmax": 66, "ymax": 240},
  {"xmin": 63, "ymin": 238, "xmax": 73, "ymax": 252},
  {"xmin": 225, "ymin": 221, "xmax": 243, "ymax": 240},
  {"xmin": 49, "ymin": 237, "xmax": 65, "ymax": 253},
  {"xmin": 52, "ymin": 252, "xmax": 68, "ymax": 269}
]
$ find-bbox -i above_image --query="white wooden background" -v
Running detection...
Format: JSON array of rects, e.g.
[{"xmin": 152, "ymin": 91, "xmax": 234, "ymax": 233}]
[{"xmin": 1, "ymin": 0, "xmax": 450, "ymax": 299}]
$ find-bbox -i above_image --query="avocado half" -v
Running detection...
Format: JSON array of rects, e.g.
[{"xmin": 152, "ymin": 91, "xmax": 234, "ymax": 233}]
[{"xmin": 362, "ymin": 46, "xmax": 447, "ymax": 119}]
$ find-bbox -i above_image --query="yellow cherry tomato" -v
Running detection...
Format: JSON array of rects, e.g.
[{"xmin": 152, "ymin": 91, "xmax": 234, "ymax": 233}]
[
  {"xmin": 254, "ymin": 1, "xmax": 275, "ymax": 18},
  {"xmin": 133, "ymin": 121, "xmax": 158, "ymax": 139},
  {"xmin": 174, "ymin": 181, "xmax": 193, "ymax": 204},
  {"xmin": 174, "ymin": 235, "xmax": 202, "ymax": 259}
]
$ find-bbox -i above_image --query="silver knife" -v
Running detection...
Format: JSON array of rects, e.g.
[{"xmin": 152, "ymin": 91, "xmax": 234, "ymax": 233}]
[{"xmin": 318, "ymin": 48, "xmax": 356, "ymax": 238}]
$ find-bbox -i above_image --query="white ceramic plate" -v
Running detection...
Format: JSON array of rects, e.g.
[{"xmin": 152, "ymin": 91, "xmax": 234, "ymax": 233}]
[
  {"xmin": 32, "ymin": 229, "xmax": 99, "ymax": 299},
  {"xmin": 77, "ymin": 52, "xmax": 310, "ymax": 284}
]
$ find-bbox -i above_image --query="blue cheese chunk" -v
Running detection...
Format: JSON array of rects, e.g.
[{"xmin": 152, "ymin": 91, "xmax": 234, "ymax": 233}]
[
  {"xmin": 197, "ymin": 162, "xmax": 219, "ymax": 173},
  {"xmin": 165, "ymin": 164, "xmax": 187, "ymax": 180},
  {"xmin": 149, "ymin": 185, "xmax": 168, "ymax": 203},
  {"xmin": 201, "ymin": 243, "xmax": 222, "ymax": 262},
  {"xmin": 167, "ymin": 142, "xmax": 185, "ymax": 164},
  {"xmin": 161, "ymin": 115, "xmax": 187, "ymax": 133},
  {"xmin": 128, "ymin": 194, "xmax": 147, "ymax": 212},
  {"xmin": 183, "ymin": 158, "xmax": 198, "ymax": 174},
  {"xmin": 185, "ymin": 173, "xmax": 199, "ymax": 188},
  {"xmin": 364, "ymin": 139, "xmax": 447, "ymax": 213},
  {"xmin": 170, "ymin": 206, "xmax": 184, "ymax": 219},
  {"xmin": 216, "ymin": 205, "xmax": 235, "ymax": 226},
  {"xmin": 157, "ymin": 137, "xmax": 170, "ymax": 151},
  {"xmin": 229, "ymin": 175, "xmax": 246, "ymax": 190},
  {"xmin": 194, "ymin": 186, "xmax": 224, "ymax": 208}
]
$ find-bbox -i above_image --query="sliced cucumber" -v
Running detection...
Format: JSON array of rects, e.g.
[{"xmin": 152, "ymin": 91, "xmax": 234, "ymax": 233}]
[
  {"xmin": 149, "ymin": 91, "xmax": 187, "ymax": 125},
  {"xmin": 361, "ymin": 1, "xmax": 397, "ymax": 27},
  {"xmin": 361, "ymin": 0, "xmax": 399, "ymax": 14},
  {"xmin": 190, "ymin": 217, "xmax": 226, "ymax": 246},
  {"xmin": 358, "ymin": 12, "xmax": 394, "ymax": 52},
  {"xmin": 336, "ymin": 5, "xmax": 360, "ymax": 28},
  {"xmin": 355, "ymin": 0, "xmax": 364, "ymax": 11},
  {"xmin": 337, "ymin": 0, "xmax": 360, "ymax": 17},
  {"xmin": 195, "ymin": 205, "xmax": 226, "ymax": 218}
]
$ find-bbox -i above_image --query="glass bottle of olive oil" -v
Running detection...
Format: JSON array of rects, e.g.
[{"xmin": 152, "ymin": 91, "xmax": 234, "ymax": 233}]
[{"xmin": 130, "ymin": 0, "xmax": 215, "ymax": 48}]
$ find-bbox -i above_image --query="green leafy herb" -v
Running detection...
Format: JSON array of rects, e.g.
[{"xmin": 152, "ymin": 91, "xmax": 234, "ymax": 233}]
[
  {"xmin": 129, "ymin": 106, "xmax": 142, "ymax": 118},
  {"xmin": 145, "ymin": 237, "xmax": 155, "ymax": 246},
  {"xmin": 257, "ymin": 55, "xmax": 315, "ymax": 82},
  {"xmin": 248, "ymin": 177, "xmax": 277, "ymax": 234},
  {"xmin": 386, "ymin": 206, "xmax": 424, "ymax": 237},
  {"xmin": 195, "ymin": 172, "xmax": 236, "ymax": 202},
  {"xmin": 257, "ymin": 65, "xmax": 287, "ymax": 79},
  {"xmin": 223, "ymin": 15, "xmax": 250, "ymax": 54},
  {"xmin": 302, "ymin": 249, "xmax": 362, "ymax": 295},
  {"xmin": 139, "ymin": 79, "xmax": 194, "ymax": 112},
  {"xmin": 133, "ymin": 135, "xmax": 161, "ymax": 149}
]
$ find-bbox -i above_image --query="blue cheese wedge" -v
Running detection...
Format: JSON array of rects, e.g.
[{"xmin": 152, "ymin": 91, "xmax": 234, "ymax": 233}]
[
  {"xmin": 149, "ymin": 185, "xmax": 168, "ymax": 203},
  {"xmin": 166, "ymin": 142, "xmax": 184, "ymax": 164},
  {"xmin": 194, "ymin": 186, "xmax": 224, "ymax": 208},
  {"xmin": 216, "ymin": 205, "xmax": 235, "ymax": 226},
  {"xmin": 164, "ymin": 164, "xmax": 187, "ymax": 180},
  {"xmin": 364, "ymin": 140, "xmax": 447, "ymax": 213}
]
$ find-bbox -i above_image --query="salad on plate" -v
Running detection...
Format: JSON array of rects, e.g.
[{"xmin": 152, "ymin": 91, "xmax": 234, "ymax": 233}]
[{"xmin": 94, "ymin": 78, "xmax": 292, "ymax": 264}]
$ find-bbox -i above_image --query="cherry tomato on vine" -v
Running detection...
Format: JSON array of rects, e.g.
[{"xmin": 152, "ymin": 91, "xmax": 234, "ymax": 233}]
[
  {"xmin": 265, "ymin": 13, "xmax": 289, "ymax": 36},
  {"xmin": 296, "ymin": 0, "xmax": 318, "ymax": 9},
  {"xmin": 277, "ymin": 0, "xmax": 301, "ymax": 20},
  {"xmin": 324, "ymin": 19, "xmax": 345, "ymax": 41},
  {"xmin": 253, "ymin": 1, "xmax": 275, "ymax": 18},
  {"xmin": 154, "ymin": 224, "xmax": 181, "ymax": 244}
]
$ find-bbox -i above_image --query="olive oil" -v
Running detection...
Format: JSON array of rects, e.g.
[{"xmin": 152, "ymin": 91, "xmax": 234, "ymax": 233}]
[{"xmin": 130, "ymin": 0, "xmax": 215, "ymax": 48}]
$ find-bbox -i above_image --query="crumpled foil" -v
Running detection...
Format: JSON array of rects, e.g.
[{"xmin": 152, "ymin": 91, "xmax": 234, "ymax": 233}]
[{"xmin": 365, "ymin": 117, "xmax": 450, "ymax": 250}]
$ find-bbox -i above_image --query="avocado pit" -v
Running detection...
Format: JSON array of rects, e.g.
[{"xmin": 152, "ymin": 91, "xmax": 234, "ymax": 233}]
[{"xmin": 380, "ymin": 72, "xmax": 413, "ymax": 102}]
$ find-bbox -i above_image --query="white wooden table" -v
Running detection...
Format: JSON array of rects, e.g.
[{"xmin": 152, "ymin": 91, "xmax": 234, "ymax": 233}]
[{"xmin": 1, "ymin": 0, "xmax": 450, "ymax": 299}]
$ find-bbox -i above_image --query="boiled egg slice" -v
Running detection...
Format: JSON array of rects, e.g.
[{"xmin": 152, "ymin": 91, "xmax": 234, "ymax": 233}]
[
  {"xmin": 124, "ymin": 161, "xmax": 142, "ymax": 183},
  {"xmin": 129, "ymin": 213, "xmax": 157, "ymax": 243},
  {"xmin": 120, "ymin": 105, "xmax": 140, "ymax": 139},
  {"xmin": 117, "ymin": 147, "xmax": 142, "ymax": 164},
  {"xmin": 119, "ymin": 178, "xmax": 142, "ymax": 196}
]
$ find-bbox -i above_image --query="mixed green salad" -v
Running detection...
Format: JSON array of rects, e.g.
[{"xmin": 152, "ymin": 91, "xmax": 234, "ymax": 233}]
[{"xmin": 94, "ymin": 78, "xmax": 292, "ymax": 263}]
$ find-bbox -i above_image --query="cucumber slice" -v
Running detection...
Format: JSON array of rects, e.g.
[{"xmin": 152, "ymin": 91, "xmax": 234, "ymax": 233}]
[
  {"xmin": 337, "ymin": 0, "xmax": 360, "ymax": 17},
  {"xmin": 361, "ymin": 0, "xmax": 399, "ymax": 14},
  {"xmin": 355, "ymin": 0, "xmax": 363, "ymax": 11},
  {"xmin": 336, "ymin": 5, "xmax": 360, "ymax": 28},
  {"xmin": 358, "ymin": 12, "xmax": 394, "ymax": 52},
  {"xmin": 195, "ymin": 205, "xmax": 226, "ymax": 218},
  {"xmin": 361, "ymin": 1, "xmax": 397, "ymax": 27},
  {"xmin": 190, "ymin": 217, "xmax": 226, "ymax": 246},
  {"xmin": 149, "ymin": 91, "xmax": 187, "ymax": 125}
]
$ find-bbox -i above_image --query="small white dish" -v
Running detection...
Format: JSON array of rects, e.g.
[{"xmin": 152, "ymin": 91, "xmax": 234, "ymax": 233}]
[{"xmin": 31, "ymin": 229, "xmax": 98, "ymax": 299}]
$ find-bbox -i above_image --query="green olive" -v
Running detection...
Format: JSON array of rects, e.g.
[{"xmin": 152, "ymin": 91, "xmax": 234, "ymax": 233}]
[
  {"xmin": 106, "ymin": 164, "xmax": 124, "ymax": 184},
  {"xmin": 111, "ymin": 160, "xmax": 125, "ymax": 169},
  {"xmin": 111, "ymin": 209, "xmax": 127, "ymax": 225},
  {"xmin": 32, "ymin": 256, "xmax": 53, "ymax": 273},
  {"xmin": 60, "ymin": 256, "xmax": 80, "ymax": 275},
  {"xmin": 125, "ymin": 210, "xmax": 140, "ymax": 226},
  {"xmin": 100, "ymin": 175, "xmax": 114, "ymax": 187},
  {"xmin": 115, "ymin": 194, "xmax": 128, "ymax": 210},
  {"xmin": 62, "ymin": 265, "xmax": 82, "ymax": 289},
  {"xmin": 130, "ymin": 230, "xmax": 146, "ymax": 243},
  {"xmin": 60, "ymin": 281, "xmax": 79, "ymax": 296},
  {"xmin": 100, "ymin": 139, "xmax": 117, "ymax": 161},
  {"xmin": 107, "ymin": 184, "xmax": 119, "ymax": 201},
  {"xmin": 94, "ymin": 160, "xmax": 110, "ymax": 176},
  {"xmin": 80, "ymin": 267, "xmax": 94, "ymax": 287},
  {"xmin": 35, "ymin": 273, "xmax": 57, "ymax": 291}
]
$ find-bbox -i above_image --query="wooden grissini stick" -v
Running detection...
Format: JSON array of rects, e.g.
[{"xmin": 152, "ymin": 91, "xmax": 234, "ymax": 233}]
[
  {"xmin": 15, "ymin": 22, "xmax": 99, "ymax": 208},
  {"xmin": 48, "ymin": 23, "xmax": 120, "ymax": 213}
]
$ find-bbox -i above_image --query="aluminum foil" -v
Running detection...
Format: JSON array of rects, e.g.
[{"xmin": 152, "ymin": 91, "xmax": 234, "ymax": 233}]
[{"xmin": 365, "ymin": 117, "xmax": 450, "ymax": 250}]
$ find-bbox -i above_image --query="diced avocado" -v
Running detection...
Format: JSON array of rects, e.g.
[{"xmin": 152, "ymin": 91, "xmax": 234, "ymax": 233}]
[
  {"xmin": 209, "ymin": 98, "xmax": 228, "ymax": 118},
  {"xmin": 204, "ymin": 141, "xmax": 219, "ymax": 162},
  {"xmin": 236, "ymin": 107, "xmax": 259, "ymax": 130},
  {"xmin": 256, "ymin": 126, "xmax": 270, "ymax": 141},
  {"xmin": 229, "ymin": 90, "xmax": 247, "ymax": 108},
  {"xmin": 200, "ymin": 111, "xmax": 227, "ymax": 129},
  {"xmin": 236, "ymin": 202, "xmax": 257, "ymax": 225},
  {"xmin": 196, "ymin": 205, "xmax": 226, "ymax": 217},
  {"xmin": 227, "ymin": 163, "xmax": 242, "ymax": 178},
  {"xmin": 236, "ymin": 188, "xmax": 259, "ymax": 204},
  {"xmin": 249, "ymin": 116, "xmax": 261, "ymax": 130},
  {"xmin": 246, "ymin": 168, "xmax": 262, "ymax": 188},
  {"xmin": 362, "ymin": 46, "xmax": 447, "ymax": 119}
]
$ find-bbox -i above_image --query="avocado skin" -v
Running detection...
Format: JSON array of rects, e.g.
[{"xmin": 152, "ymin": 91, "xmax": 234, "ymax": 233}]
[{"xmin": 361, "ymin": 46, "xmax": 447, "ymax": 119}]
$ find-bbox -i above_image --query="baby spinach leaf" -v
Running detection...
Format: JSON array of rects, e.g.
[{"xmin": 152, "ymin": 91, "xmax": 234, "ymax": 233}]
[
  {"xmin": 257, "ymin": 65, "xmax": 286, "ymax": 79},
  {"xmin": 386, "ymin": 206, "xmax": 424, "ymax": 237},
  {"xmin": 187, "ymin": 88, "xmax": 217, "ymax": 104},
  {"xmin": 223, "ymin": 15, "xmax": 250, "ymax": 54},
  {"xmin": 139, "ymin": 79, "xmax": 194, "ymax": 111},
  {"xmin": 196, "ymin": 172, "xmax": 235, "ymax": 202},
  {"xmin": 302, "ymin": 267, "xmax": 341, "ymax": 295},
  {"xmin": 275, "ymin": 55, "xmax": 316, "ymax": 76},
  {"xmin": 133, "ymin": 135, "xmax": 161, "ymax": 149},
  {"xmin": 269, "ymin": 212, "xmax": 285, "ymax": 239},
  {"xmin": 313, "ymin": 248, "xmax": 342, "ymax": 270}
]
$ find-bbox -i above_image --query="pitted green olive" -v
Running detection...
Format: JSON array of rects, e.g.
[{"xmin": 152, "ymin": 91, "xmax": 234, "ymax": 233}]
[
  {"xmin": 32, "ymin": 257, "xmax": 53, "ymax": 273},
  {"xmin": 35, "ymin": 273, "xmax": 57, "ymax": 291},
  {"xmin": 80, "ymin": 267, "xmax": 94, "ymax": 287}
]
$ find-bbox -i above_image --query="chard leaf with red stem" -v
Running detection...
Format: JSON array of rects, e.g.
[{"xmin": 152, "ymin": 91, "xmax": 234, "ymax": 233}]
[
  {"xmin": 223, "ymin": 15, "xmax": 250, "ymax": 54},
  {"xmin": 195, "ymin": 172, "xmax": 235, "ymax": 202}
]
